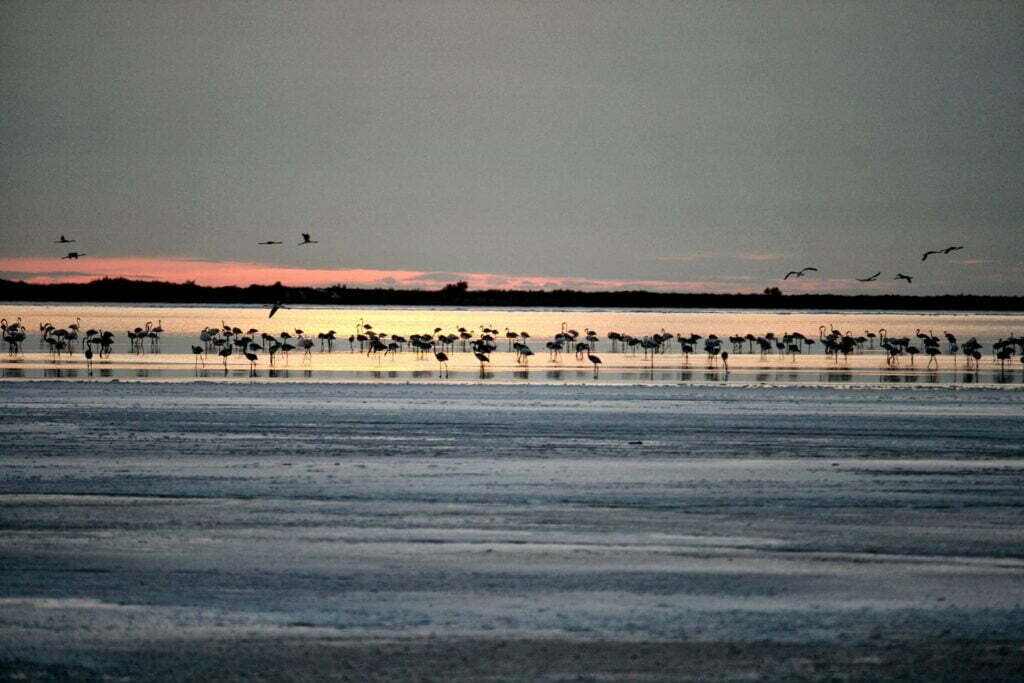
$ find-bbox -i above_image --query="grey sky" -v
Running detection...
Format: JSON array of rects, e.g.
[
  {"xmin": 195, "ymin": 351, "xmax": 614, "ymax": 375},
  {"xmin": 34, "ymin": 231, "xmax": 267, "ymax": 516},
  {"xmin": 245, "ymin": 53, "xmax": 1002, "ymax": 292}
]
[{"xmin": 2, "ymin": 1, "xmax": 1022, "ymax": 293}]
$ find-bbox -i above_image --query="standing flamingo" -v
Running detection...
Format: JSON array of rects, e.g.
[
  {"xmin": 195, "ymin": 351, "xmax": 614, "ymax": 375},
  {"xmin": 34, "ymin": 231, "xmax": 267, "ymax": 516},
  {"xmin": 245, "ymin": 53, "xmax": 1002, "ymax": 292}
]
[
  {"xmin": 218, "ymin": 345, "xmax": 232, "ymax": 372},
  {"xmin": 244, "ymin": 351, "xmax": 258, "ymax": 375},
  {"xmin": 474, "ymin": 351, "xmax": 489, "ymax": 377},
  {"xmin": 434, "ymin": 349, "xmax": 449, "ymax": 378}
]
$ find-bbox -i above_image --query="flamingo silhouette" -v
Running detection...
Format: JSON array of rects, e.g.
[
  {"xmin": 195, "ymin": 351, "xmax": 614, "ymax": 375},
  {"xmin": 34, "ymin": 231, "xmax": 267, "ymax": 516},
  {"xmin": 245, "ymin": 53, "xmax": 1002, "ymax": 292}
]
[
  {"xmin": 434, "ymin": 349, "xmax": 449, "ymax": 378},
  {"xmin": 474, "ymin": 350, "xmax": 489, "ymax": 377},
  {"xmin": 895, "ymin": 273, "xmax": 913, "ymax": 283},
  {"xmin": 61, "ymin": 252, "xmax": 86, "ymax": 259},
  {"xmin": 298, "ymin": 233, "xmax": 318, "ymax": 245},
  {"xmin": 856, "ymin": 272, "xmax": 881, "ymax": 282},
  {"xmin": 218, "ymin": 345, "xmax": 232, "ymax": 372},
  {"xmin": 587, "ymin": 352, "xmax": 601, "ymax": 377},
  {"xmin": 55, "ymin": 235, "xmax": 75, "ymax": 244},
  {"xmin": 258, "ymin": 240, "xmax": 283, "ymax": 245}
]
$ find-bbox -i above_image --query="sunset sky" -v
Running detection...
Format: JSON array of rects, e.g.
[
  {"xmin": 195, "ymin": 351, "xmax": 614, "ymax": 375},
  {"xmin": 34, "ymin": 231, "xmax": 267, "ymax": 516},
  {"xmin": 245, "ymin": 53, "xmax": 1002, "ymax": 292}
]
[{"xmin": 2, "ymin": 1, "xmax": 1022, "ymax": 294}]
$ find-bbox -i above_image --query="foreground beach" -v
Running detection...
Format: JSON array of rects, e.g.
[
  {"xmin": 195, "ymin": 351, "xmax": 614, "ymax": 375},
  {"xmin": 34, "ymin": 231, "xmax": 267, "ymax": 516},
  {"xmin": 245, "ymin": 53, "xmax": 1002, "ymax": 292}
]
[{"xmin": 2, "ymin": 381, "xmax": 1023, "ymax": 680}]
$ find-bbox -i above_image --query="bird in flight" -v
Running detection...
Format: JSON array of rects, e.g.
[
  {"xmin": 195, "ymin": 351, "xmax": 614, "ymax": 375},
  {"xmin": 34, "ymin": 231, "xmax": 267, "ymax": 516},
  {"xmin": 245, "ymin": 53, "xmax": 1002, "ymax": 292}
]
[
  {"xmin": 55, "ymin": 235, "xmax": 75, "ymax": 244},
  {"xmin": 783, "ymin": 267, "xmax": 818, "ymax": 280},
  {"xmin": 61, "ymin": 252, "xmax": 86, "ymax": 259},
  {"xmin": 894, "ymin": 273, "xmax": 913, "ymax": 283},
  {"xmin": 269, "ymin": 302, "xmax": 287, "ymax": 318},
  {"xmin": 855, "ymin": 272, "xmax": 881, "ymax": 282},
  {"xmin": 258, "ymin": 240, "xmax": 283, "ymax": 245},
  {"xmin": 298, "ymin": 233, "xmax": 318, "ymax": 245},
  {"xmin": 922, "ymin": 245, "xmax": 964, "ymax": 261}
]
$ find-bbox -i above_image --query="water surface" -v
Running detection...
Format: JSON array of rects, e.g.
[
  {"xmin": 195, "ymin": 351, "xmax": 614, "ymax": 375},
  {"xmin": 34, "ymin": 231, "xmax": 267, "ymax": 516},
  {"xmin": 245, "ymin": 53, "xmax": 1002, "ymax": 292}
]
[{"xmin": 2, "ymin": 303, "xmax": 1022, "ymax": 386}]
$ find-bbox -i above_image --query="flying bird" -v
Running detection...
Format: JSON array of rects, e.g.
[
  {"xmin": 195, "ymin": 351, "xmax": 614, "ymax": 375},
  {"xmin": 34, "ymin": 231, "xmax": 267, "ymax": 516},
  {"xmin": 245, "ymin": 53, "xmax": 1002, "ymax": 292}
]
[
  {"xmin": 922, "ymin": 246, "xmax": 964, "ymax": 261},
  {"xmin": 269, "ymin": 302, "xmax": 287, "ymax": 318},
  {"xmin": 856, "ymin": 272, "xmax": 881, "ymax": 282},
  {"xmin": 258, "ymin": 240, "xmax": 283, "ymax": 245},
  {"xmin": 895, "ymin": 273, "xmax": 913, "ymax": 283},
  {"xmin": 61, "ymin": 252, "xmax": 85, "ymax": 259},
  {"xmin": 298, "ymin": 233, "xmax": 318, "ymax": 245},
  {"xmin": 783, "ymin": 267, "xmax": 818, "ymax": 280},
  {"xmin": 55, "ymin": 235, "xmax": 75, "ymax": 244}
]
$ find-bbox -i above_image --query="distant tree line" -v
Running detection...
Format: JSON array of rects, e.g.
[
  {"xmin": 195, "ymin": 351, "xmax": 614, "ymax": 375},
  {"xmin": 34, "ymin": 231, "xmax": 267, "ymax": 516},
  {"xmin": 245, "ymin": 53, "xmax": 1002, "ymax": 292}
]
[{"xmin": 1, "ymin": 277, "xmax": 1022, "ymax": 311}]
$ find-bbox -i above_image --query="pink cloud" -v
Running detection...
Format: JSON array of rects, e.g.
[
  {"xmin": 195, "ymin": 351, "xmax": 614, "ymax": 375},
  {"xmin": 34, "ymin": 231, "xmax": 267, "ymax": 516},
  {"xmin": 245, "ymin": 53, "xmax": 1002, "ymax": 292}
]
[
  {"xmin": 0, "ymin": 256, "xmax": 770, "ymax": 293},
  {"xmin": 3, "ymin": 256, "xmax": 969, "ymax": 294},
  {"xmin": 734, "ymin": 252, "xmax": 786, "ymax": 262},
  {"xmin": 650, "ymin": 251, "xmax": 785, "ymax": 263}
]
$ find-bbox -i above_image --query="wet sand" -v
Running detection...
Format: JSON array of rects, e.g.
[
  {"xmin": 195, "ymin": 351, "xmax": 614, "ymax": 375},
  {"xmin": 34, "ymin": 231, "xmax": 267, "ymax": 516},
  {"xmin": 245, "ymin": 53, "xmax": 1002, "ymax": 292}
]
[{"xmin": 1, "ymin": 382, "xmax": 1023, "ymax": 680}]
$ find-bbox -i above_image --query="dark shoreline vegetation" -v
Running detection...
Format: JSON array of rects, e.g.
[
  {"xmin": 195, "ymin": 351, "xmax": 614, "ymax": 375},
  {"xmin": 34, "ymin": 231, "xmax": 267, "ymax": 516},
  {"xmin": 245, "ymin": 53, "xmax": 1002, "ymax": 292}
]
[{"xmin": 2, "ymin": 277, "xmax": 1023, "ymax": 311}]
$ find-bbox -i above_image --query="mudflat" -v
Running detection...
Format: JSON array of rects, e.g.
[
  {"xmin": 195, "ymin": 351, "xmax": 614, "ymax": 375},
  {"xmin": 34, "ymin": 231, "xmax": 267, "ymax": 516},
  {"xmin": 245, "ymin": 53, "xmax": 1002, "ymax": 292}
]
[{"xmin": 2, "ymin": 382, "xmax": 1022, "ymax": 680}]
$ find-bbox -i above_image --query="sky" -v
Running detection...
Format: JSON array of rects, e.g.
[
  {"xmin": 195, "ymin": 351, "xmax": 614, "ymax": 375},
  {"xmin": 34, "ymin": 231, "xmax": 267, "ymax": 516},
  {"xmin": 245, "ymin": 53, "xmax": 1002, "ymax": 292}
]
[{"xmin": 2, "ymin": 1, "xmax": 1022, "ymax": 294}]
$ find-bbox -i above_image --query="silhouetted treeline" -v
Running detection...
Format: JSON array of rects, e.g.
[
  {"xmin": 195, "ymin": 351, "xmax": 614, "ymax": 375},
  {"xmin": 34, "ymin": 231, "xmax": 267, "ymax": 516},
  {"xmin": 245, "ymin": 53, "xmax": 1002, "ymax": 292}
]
[{"xmin": 2, "ymin": 277, "xmax": 1022, "ymax": 311}]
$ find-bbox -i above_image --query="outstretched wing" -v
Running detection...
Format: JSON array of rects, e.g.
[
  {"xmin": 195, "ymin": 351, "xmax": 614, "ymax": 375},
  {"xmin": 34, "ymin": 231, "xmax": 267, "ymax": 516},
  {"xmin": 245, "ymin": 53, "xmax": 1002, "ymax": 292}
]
[
  {"xmin": 944, "ymin": 245, "xmax": 963, "ymax": 253},
  {"xmin": 783, "ymin": 271, "xmax": 797, "ymax": 280},
  {"xmin": 922, "ymin": 250, "xmax": 938, "ymax": 261},
  {"xmin": 801, "ymin": 267, "xmax": 818, "ymax": 273},
  {"xmin": 269, "ymin": 303, "xmax": 281, "ymax": 318}
]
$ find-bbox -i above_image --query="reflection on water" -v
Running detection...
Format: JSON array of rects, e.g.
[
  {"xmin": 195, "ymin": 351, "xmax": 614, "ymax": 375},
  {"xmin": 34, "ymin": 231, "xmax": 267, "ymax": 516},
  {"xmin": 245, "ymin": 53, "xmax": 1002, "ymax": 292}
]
[
  {"xmin": 2, "ymin": 303, "xmax": 1023, "ymax": 387},
  {"xmin": 43, "ymin": 368, "xmax": 79, "ymax": 378},
  {"xmin": 2, "ymin": 360, "xmax": 1021, "ymax": 386}
]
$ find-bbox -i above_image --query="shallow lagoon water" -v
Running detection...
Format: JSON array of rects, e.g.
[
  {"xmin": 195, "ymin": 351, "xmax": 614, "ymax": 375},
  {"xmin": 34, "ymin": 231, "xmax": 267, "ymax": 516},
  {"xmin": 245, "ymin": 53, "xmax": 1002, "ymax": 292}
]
[
  {"xmin": 3, "ymin": 303, "xmax": 1023, "ymax": 385},
  {"xmin": 3, "ymin": 304, "xmax": 1024, "ymax": 678}
]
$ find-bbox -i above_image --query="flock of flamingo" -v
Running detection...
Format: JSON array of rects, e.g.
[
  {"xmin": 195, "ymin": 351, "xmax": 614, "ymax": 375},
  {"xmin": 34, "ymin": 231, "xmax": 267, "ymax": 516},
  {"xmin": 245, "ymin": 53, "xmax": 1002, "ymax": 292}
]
[{"xmin": 3, "ymin": 315, "xmax": 1023, "ymax": 380}]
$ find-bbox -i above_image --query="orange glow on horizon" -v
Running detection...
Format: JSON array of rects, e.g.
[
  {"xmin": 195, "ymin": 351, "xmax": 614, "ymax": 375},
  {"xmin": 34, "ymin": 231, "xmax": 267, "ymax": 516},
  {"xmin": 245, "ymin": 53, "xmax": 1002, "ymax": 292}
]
[
  {"xmin": 0, "ymin": 256, "xmax": 919, "ymax": 294},
  {"xmin": 0, "ymin": 256, "xmax": 785, "ymax": 293}
]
